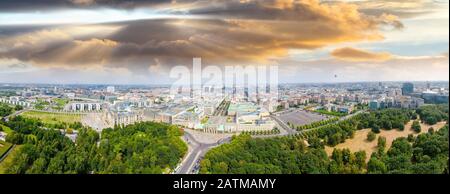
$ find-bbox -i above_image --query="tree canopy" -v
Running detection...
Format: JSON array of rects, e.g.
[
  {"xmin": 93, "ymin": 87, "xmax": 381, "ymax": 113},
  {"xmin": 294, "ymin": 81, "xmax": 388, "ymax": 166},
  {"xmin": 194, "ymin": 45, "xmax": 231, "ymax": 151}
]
[{"xmin": 1, "ymin": 117, "xmax": 187, "ymax": 174}]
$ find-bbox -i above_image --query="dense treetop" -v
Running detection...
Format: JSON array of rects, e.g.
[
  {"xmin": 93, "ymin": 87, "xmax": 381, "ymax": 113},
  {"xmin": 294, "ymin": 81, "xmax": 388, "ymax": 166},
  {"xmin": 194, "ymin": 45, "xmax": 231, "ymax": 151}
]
[
  {"xmin": 1, "ymin": 117, "xmax": 187, "ymax": 174},
  {"xmin": 201, "ymin": 124, "xmax": 448, "ymax": 174},
  {"xmin": 201, "ymin": 105, "xmax": 449, "ymax": 174},
  {"xmin": 0, "ymin": 102, "xmax": 14, "ymax": 117},
  {"xmin": 416, "ymin": 104, "xmax": 449, "ymax": 125}
]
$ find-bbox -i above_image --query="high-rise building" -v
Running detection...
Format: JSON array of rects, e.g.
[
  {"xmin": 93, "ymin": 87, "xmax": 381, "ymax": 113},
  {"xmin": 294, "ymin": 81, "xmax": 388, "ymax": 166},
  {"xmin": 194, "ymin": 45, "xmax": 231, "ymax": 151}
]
[
  {"xmin": 401, "ymin": 82, "xmax": 414, "ymax": 96},
  {"xmin": 232, "ymin": 83, "xmax": 236, "ymax": 98},
  {"xmin": 369, "ymin": 100, "xmax": 379, "ymax": 110},
  {"xmin": 244, "ymin": 86, "xmax": 249, "ymax": 101},
  {"xmin": 222, "ymin": 86, "xmax": 225, "ymax": 95}
]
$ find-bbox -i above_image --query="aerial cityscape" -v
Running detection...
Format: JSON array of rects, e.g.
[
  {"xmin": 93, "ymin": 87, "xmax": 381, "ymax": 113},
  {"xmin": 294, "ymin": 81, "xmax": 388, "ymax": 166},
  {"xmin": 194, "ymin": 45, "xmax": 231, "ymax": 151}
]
[{"xmin": 0, "ymin": 0, "xmax": 449, "ymax": 177}]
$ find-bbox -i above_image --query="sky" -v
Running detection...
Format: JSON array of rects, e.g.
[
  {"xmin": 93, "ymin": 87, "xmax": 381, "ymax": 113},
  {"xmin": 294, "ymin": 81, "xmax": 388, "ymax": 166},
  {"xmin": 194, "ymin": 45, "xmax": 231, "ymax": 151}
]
[{"xmin": 0, "ymin": 0, "xmax": 448, "ymax": 84}]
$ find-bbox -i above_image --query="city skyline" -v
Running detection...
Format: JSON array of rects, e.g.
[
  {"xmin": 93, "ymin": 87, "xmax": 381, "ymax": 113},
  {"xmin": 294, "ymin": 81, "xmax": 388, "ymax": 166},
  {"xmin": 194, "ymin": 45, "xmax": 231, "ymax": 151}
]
[{"xmin": 0, "ymin": 0, "xmax": 449, "ymax": 84}]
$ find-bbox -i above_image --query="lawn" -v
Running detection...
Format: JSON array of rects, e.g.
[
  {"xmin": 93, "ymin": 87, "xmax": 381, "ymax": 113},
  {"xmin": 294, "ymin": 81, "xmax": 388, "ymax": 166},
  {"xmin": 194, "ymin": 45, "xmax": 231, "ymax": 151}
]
[
  {"xmin": 21, "ymin": 110, "xmax": 83, "ymax": 125},
  {"xmin": 0, "ymin": 141, "xmax": 13, "ymax": 160},
  {"xmin": 34, "ymin": 99, "xmax": 50, "ymax": 110},
  {"xmin": 53, "ymin": 98, "xmax": 69, "ymax": 110},
  {"xmin": 314, "ymin": 109, "xmax": 348, "ymax": 117},
  {"xmin": 0, "ymin": 124, "xmax": 13, "ymax": 134},
  {"xmin": 0, "ymin": 145, "xmax": 21, "ymax": 174},
  {"xmin": 325, "ymin": 120, "xmax": 448, "ymax": 162}
]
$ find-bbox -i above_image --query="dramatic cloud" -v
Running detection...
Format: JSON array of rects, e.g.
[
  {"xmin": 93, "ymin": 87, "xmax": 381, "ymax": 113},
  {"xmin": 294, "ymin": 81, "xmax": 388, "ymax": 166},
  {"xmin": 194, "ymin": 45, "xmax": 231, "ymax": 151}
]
[
  {"xmin": 0, "ymin": 0, "xmax": 174, "ymax": 11},
  {"xmin": 0, "ymin": 0, "xmax": 447, "ymax": 83},
  {"xmin": 0, "ymin": 0, "xmax": 403, "ymax": 73},
  {"xmin": 341, "ymin": 0, "xmax": 444, "ymax": 19},
  {"xmin": 0, "ymin": 25, "xmax": 122, "ymax": 67},
  {"xmin": 331, "ymin": 47, "xmax": 392, "ymax": 62}
]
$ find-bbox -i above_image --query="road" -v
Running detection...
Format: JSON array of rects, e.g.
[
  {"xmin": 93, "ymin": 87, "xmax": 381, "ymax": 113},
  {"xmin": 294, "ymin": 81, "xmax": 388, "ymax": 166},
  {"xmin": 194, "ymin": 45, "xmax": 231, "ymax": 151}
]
[
  {"xmin": 0, "ymin": 109, "xmax": 26, "ymax": 162},
  {"xmin": 270, "ymin": 115, "xmax": 296, "ymax": 135},
  {"xmin": 175, "ymin": 110, "xmax": 366, "ymax": 174},
  {"xmin": 339, "ymin": 110, "xmax": 365, "ymax": 121},
  {"xmin": 0, "ymin": 144, "xmax": 15, "ymax": 163},
  {"xmin": 2, "ymin": 109, "xmax": 27, "ymax": 122},
  {"xmin": 271, "ymin": 110, "xmax": 366, "ymax": 136},
  {"xmin": 175, "ymin": 130, "xmax": 231, "ymax": 174},
  {"xmin": 213, "ymin": 100, "xmax": 230, "ymax": 116}
]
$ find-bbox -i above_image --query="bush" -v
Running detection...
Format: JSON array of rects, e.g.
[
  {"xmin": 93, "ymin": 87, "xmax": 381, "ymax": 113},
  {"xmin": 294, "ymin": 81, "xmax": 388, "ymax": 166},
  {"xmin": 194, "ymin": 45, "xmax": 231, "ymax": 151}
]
[
  {"xmin": 407, "ymin": 134, "xmax": 414, "ymax": 142},
  {"xmin": 371, "ymin": 125, "xmax": 380, "ymax": 134},
  {"xmin": 377, "ymin": 136, "xmax": 386, "ymax": 149},
  {"xmin": 412, "ymin": 121, "xmax": 421, "ymax": 133},
  {"xmin": 367, "ymin": 131, "xmax": 376, "ymax": 142}
]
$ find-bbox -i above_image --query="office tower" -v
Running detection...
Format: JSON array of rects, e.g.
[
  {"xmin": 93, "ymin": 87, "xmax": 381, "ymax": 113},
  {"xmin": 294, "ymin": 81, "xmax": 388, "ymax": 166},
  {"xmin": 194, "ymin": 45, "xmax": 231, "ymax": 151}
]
[{"xmin": 402, "ymin": 82, "xmax": 414, "ymax": 96}]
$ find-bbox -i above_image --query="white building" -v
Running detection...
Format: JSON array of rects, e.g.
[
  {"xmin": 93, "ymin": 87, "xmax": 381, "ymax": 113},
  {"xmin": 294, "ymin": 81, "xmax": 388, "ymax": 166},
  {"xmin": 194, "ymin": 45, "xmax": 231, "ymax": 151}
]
[{"xmin": 106, "ymin": 86, "xmax": 115, "ymax": 93}]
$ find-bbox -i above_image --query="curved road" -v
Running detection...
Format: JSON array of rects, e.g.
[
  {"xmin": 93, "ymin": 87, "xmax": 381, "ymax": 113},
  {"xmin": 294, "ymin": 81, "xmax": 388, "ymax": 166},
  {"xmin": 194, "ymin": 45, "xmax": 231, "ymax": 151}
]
[
  {"xmin": 175, "ymin": 130, "xmax": 231, "ymax": 174},
  {"xmin": 2, "ymin": 109, "xmax": 28, "ymax": 121},
  {"xmin": 174, "ymin": 110, "xmax": 365, "ymax": 174}
]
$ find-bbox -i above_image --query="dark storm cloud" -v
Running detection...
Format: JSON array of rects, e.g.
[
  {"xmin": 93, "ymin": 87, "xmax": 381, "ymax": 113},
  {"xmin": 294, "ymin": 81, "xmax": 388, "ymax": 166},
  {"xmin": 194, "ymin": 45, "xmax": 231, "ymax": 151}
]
[
  {"xmin": 0, "ymin": 25, "xmax": 56, "ymax": 38},
  {"xmin": 187, "ymin": 0, "xmax": 328, "ymax": 21},
  {"xmin": 341, "ymin": 0, "xmax": 443, "ymax": 19},
  {"xmin": 0, "ymin": 0, "xmax": 405, "ymax": 74},
  {"xmin": 0, "ymin": 0, "xmax": 173, "ymax": 11}
]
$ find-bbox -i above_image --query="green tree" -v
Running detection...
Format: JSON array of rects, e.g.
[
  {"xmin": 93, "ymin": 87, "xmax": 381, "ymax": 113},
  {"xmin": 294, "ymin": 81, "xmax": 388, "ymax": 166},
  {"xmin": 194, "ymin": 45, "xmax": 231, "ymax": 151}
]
[
  {"xmin": 412, "ymin": 120, "xmax": 421, "ymax": 133},
  {"xmin": 371, "ymin": 125, "xmax": 380, "ymax": 134},
  {"xmin": 367, "ymin": 131, "xmax": 376, "ymax": 142},
  {"xmin": 367, "ymin": 157, "xmax": 387, "ymax": 174},
  {"xmin": 377, "ymin": 136, "xmax": 386, "ymax": 153}
]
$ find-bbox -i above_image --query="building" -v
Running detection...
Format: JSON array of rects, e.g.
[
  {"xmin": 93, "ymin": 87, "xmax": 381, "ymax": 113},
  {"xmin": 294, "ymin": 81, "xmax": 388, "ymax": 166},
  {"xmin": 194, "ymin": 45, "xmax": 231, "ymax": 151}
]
[
  {"xmin": 337, "ymin": 105, "xmax": 354, "ymax": 114},
  {"xmin": 227, "ymin": 102, "xmax": 258, "ymax": 116},
  {"xmin": 402, "ymin": 82, "xmax": 414, "ymax": 96},
  {"xmin": 106, "ymin": 86, "xmax": 115, "ymax": 93},
  {"xmin": 200, "ymin": 115, "xmax": 275, "ymax": 133},
  {"xmin": 84, "ymin": 111, "xmax": 144, "ymax": 130},
  {"xmin": 422, "ymin": 91, "xmax": 449, "ymax": 104},
  {"xmin": 369, "ymin": 100, "xmax": 379, "ymax": 110},
  {"xmin": 394, "ymin": 96, "xmax": 425, "ymax": 109},
  {"xmin": 65, "ymin": 102, "xmax": 102, "ymax": 112},
  {"xmin": 0, "ymin": 97, "xmax": 31, "ymax": 107},
  {"xmin": 0, "ymin": 131, "xmax": 7, "ymax": 141}
]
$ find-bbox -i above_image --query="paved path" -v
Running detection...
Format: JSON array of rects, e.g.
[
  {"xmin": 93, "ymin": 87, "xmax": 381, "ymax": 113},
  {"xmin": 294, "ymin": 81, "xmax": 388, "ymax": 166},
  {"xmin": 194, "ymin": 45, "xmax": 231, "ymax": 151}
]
[
  {"xmin": 0, "ymin": 144, "xmax": 15, "ymax": 163},
  {"xmin": 175, "ymin": 130, "xmax": 231, "ymax": 174},
  {"xmin": 270, "ymin": 115, "xmax": 296, "ymax": 135},
  {"xmin": 2, "ymin": 109, "xmax": 27, "ymax": 121}
]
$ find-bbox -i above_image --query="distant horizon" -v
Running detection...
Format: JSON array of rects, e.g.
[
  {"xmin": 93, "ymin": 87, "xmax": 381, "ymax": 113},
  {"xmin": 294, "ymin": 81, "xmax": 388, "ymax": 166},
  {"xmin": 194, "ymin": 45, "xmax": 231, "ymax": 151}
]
[
  {"xmin": 1, "ymin": 0, "xmax": 448, "ymax": 84},
  {"xmin": 1, "ymin": 80, "xmax": 449, "ymax": 87}
]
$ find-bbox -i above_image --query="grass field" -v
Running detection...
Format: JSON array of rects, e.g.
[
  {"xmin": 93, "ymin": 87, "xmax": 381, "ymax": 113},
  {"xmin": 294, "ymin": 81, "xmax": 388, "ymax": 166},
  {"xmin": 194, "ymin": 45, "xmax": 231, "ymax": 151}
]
[
  {"xmin": 325, "ymin": 120, "xmax": 447, "ymax": 162},
  {"xmin": 52, "ymin": 98, "xmax": 69, "ymax": 110},
  {"xmin": 0, "ymin": 124, "xmax": 13, "ymax": 134},
  {"xmin": 0, "ymin": 141, "xmax": 13, "ymax": 160},
  {"xmin": 21, "ymin": 110, "xmax": 83, "ymax": 125},
  {"xmin": 0, "ymin": 145, "xmax": 21, "ymax": 174},
  {"xmin": 314, "ymin": 109, "xmax": 348, "ymax": 117}
]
